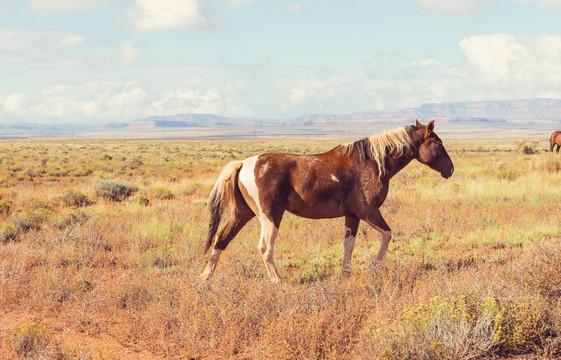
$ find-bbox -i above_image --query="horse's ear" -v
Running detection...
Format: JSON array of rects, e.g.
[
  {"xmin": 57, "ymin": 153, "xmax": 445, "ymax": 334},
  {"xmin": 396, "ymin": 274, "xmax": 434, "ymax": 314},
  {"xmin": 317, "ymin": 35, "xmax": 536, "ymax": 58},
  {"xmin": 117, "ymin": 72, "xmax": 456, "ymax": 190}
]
[
  {"xmin": 415, "ymin": 119, "xmax": 422, "ymax": 127},
  {"xmin": 425, "ymin": 120, "xmax": 435, "ymax": 137}
]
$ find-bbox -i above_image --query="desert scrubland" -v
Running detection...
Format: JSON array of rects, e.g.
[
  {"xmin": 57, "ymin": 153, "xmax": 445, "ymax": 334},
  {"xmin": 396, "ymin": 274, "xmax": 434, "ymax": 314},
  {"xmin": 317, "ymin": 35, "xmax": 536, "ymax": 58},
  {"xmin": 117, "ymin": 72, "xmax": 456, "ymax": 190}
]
[{"xmin": 1, "ymin": 139, "xmax": 561, "ymax": 359}]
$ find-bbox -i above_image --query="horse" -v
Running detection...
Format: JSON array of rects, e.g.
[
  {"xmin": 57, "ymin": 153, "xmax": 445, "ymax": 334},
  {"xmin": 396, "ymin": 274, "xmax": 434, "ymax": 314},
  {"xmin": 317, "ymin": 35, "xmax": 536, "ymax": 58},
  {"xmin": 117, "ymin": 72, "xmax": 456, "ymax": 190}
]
[
  {"xmin": 550, "ymin": 131, "xmax": 561, "ymax": 153},
  {"xmin": 201, "ymin": 119, "xmax": 454, "ymax": 283}
]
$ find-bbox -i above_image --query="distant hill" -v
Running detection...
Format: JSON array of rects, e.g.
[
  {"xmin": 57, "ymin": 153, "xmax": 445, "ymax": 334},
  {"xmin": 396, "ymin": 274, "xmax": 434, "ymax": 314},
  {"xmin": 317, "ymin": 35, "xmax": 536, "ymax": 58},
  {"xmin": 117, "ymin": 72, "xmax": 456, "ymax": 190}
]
[
  {"xmin": 119, "ymin": 98, "xmax": 561, "ymax": 129},
  {"xmin": 4, "ymin": 98, "xmax": 561, "ymax": 140}
]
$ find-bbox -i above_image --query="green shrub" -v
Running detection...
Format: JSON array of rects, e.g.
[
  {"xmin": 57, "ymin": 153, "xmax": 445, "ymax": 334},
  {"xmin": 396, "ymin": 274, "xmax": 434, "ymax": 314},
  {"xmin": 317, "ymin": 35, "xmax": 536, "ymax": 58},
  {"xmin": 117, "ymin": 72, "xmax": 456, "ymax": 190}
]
[
  {"xmin": 514, "ymin": 140, "xmax": 540, "ymax": 155},
  {"xmin": 128, "ymin": 157, "xmax": 143, "ymax": 168},
  {"xmin": 95, "ymin": 179, "xmax": 137, "ymax": 202},
  {"xmin": 29, "ymin": 199, "xmax": 51, "ymax": 211},
  {"xmin": 137, "ymin": 195, "xmax": 150, "ymax": 206},
  {"xmin": 469, "ymin": 169, "xmax": 494, "ymax": 180},
  {"xmin": 500, "ymin": 294, "xmax": 551, "ymax": 354},
  {"xmin": 382, "ymin": 295, "xmax": 504, "ymax": 359},
  {"xmin": 496, "ymin": 169, "xmax": 518, "ymax": 181},
  {"xmin": 544, "ymin": 159, "xmax": 561, "ymax": 173},
  {"xmin": 54, "ymin": 208, "xmax": 91, "ymax": 229},
  {"xmin": 0, "ymin": 223, "xmax": 18, "ymax": 242},
  {"xmin": 185, "ymin": 183, "xmax": 201, "ymax": 196},
  {"xmin": 9, "ymin": 323, "xmax": 55, "ymax": 358},
  {"xmin": 12, "ymin": 208, "xmax": 52, "ymax": 232},
  {"xmin": 152, "ymin": 188, "xmax": 175, "ymax": 200},
  {"xmin": 416, "ymin": 177, "xmax": 438, "ymax": 188},
  {"xmin": 0, "ymin": 198, "xmax": 12, "ymax": 216},
  {"xmin": 59, "ymin": 190, "xmax": 93, "ymax": 207}
]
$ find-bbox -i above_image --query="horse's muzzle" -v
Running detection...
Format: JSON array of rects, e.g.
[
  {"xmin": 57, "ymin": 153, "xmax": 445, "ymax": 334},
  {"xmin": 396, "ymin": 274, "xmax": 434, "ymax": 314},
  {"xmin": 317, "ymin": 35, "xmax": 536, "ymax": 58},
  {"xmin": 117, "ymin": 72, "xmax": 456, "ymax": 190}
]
[{"xmin": 441, "ymin": 165, "xmax": 454, "ymax": 179}]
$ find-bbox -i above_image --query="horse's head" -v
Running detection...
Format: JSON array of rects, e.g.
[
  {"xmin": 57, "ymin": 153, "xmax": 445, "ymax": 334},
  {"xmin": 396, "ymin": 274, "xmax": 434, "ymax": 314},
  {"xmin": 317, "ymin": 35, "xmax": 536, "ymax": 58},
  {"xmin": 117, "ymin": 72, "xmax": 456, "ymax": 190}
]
[{"xmin": 414, "ymin": 119, "xmax": 454, "ymax": 179}]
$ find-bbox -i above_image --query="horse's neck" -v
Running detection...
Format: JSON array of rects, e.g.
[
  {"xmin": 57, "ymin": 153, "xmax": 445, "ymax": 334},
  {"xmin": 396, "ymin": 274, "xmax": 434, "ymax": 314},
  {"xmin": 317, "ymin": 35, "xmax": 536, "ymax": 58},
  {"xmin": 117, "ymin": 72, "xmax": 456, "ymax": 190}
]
[{"xmin": 382, "ymin": 150, "xmax": 416, "ymax": 181}]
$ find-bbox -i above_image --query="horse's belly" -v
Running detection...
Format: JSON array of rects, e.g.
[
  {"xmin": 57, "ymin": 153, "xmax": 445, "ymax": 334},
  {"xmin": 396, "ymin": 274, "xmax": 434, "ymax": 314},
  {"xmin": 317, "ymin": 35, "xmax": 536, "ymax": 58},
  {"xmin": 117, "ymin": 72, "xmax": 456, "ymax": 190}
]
[{"xmin": 285, "ymin": 195, "xmax": 345, "ymax": 219}]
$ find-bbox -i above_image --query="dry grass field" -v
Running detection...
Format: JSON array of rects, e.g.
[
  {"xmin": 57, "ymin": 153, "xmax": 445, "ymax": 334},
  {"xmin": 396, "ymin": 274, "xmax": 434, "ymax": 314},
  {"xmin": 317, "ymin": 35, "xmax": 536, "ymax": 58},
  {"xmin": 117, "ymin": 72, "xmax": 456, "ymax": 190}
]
[{"xmin": 1, "ymin": 138, "xmax": 561, "ymax": 359}]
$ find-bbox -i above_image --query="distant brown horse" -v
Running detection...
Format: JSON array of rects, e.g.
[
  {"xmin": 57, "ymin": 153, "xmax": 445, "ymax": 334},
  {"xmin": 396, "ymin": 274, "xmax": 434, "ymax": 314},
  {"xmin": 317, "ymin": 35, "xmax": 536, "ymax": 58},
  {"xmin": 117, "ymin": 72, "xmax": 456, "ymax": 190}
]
[
  {"xmin": 550, "ymin": 131, "xmax": 561, "ymax": 153},
  {"xmin": 201, "ymin": 120, "xmax": 454, "ymax": 283}
]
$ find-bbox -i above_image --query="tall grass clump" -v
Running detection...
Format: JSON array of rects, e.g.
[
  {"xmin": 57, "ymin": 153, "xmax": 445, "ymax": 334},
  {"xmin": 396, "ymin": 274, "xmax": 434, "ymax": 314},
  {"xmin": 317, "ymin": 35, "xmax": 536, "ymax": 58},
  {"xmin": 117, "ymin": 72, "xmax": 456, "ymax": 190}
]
[
  {"xmin": 544, "ymin": 158, "xmax": 561, "ymax": 172},
  {"xmin": 514, "ymin": 140, "xmax": 540, "ymax": 155},
  {"xmin": 58, "ymin": 190, "xmax": 92, "ymax": 207},
  {"xmin": 0, "ymin": 198, "xmax": 12, "ymax": 216},
  {"xmin": 95, "ymin": 179, "xmax": 137, "ymax": 201},
  {"xmin": 152, "ymin": 187, "xmax": 175, "ymax": 200},
  {"xmin": 8, "ymin": 323, "xmax": 62, "ymax": 359},
  {"xmin": 0, "ymin": 223, "xmax": 18, "ymax": 242},
  {"xmin": 12, "ymin": 208, "xmax": 52, "ymax": 232},
  {"xmin": 376, "ymin": 295, "xmax": 504, "ymax": 360}
]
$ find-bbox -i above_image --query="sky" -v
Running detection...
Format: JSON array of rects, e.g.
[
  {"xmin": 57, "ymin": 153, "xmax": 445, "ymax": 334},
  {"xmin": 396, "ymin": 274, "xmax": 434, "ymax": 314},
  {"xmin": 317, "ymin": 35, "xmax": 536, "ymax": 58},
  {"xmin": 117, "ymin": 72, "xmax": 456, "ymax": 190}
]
[{"xmin": 1, "ymin": 0, "xmax": 561, "ymax": 124}]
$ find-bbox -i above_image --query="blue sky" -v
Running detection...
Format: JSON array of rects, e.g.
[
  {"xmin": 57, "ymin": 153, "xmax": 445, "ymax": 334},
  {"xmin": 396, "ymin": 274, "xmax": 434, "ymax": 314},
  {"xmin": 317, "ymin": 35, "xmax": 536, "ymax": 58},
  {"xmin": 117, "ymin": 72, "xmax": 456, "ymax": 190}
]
[{"xmin": 1, "ymin": 0, "xmax": 561, "ymax": 124}]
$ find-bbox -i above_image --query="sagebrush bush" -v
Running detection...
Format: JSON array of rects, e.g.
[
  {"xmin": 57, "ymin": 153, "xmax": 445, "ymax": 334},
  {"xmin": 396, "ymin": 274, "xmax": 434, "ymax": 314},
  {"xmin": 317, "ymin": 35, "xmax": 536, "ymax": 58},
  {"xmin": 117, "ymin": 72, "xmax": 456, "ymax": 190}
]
[
  {"xmin": 544, "ymin": 158, "xmax": 561, "ymax": 172},
  {"xmin": 514, "ymin": 140, "xmax": 540, "ymax": 155},
  {"xmin": 500, "ymin": 293, "xmax": 551, "ymax": 355},
  {"xmin": 12, "ymin": 208, "xmax": 52, "ymax": 231},
  {"xmin": 152, "ymin": 187, "xmax": 175, "ymax": 200},
  {"xmin": 29, "ymin": 199, "xmax": 51, "ymax": 211},
  {"xmin": 0, "ymin": 198, "xmax": 12, "ymax": 216},
  {"xmin": 185, "ymin": 183, "xmax": 201, "ymax": 196},
  {"xmin": 95, "ymin": 179, "xmax": 137, "ymax": 201},
  {"xmin": 380, "ymin": 295, "xmax": 504, "ymax": 360},
  {"xmin": 8, "ymin": 323, "xmax": 59, "ymax": 359},
  {"xmin": 54, "ymin": 208, "xmax": 91, "ymax": 229},
  {"xmin": 0, "ymin": 223, "xmax": 18, "ymax": 242},
  {"xmin": 136, "ymin": 195, "xmax": 150, "ymax": 206},
  {"xmin": 59, "ymin": 190, "xmax": 92, "ymax": 207},
  {"xmin": 496, "ymin": 169, "xmax": 518, "ymax": 181}
]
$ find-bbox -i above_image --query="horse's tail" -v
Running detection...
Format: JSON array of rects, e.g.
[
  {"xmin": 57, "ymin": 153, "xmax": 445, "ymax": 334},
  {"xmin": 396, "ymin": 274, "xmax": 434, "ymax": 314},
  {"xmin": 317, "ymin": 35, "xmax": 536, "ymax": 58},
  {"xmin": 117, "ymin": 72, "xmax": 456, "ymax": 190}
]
[{"xmin": 204, "ymin": 160, "xmax": 244, "ymax": 254}]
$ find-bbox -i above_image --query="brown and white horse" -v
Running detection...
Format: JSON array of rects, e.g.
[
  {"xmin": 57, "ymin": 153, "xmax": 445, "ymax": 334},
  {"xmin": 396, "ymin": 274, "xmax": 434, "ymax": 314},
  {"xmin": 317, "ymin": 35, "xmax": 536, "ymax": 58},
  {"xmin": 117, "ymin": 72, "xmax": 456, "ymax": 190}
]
[
  {"xmin": 201, "ymin": 120, "xmax": 454, "ymax": 283},
  {"xmin": 550, "ymin": 131, "xmax": 561, "ymax": 153}
]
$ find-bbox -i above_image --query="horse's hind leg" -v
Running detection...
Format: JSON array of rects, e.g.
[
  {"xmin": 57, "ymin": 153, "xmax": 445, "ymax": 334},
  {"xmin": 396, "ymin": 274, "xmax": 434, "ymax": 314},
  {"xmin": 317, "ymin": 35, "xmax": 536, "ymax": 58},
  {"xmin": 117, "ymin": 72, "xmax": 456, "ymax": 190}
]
[
  {"xmin": 201, "ymin": 210, "xmax": 254, "ymax": 280},
  {"xmin": 258, "ymin": 215, "xmax": 282, "ymax": 283},
  {"xmin": 342, "ymin": 216, "xmax": 360, "ymax": 274}
]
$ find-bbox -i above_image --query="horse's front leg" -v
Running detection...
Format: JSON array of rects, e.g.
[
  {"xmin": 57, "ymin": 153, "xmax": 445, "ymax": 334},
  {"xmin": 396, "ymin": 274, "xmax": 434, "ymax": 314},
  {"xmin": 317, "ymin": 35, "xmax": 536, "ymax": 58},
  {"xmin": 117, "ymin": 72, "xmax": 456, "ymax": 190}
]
[
  {"xmin": 342, "ymin": 216, "xmax": 360, "ymax": 274},
  {"xmin": 363, "ymin": 208, "xmax": 392, "ymax": 260}
]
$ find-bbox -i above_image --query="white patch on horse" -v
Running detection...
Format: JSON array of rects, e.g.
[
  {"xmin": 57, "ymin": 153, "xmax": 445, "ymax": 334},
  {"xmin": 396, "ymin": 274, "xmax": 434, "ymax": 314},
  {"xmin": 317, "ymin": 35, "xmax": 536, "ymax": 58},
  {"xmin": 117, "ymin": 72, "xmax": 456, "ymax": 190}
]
[
  {"xmin": 331, "ymin": 174, "xmax": 340, "ymax": 182},
  {"xmin": 259, "ymin": 161, "xmax": 270, "ymax": 178},
  {"xmin": 239, "ymin": 155, "xmax": 262, "ymax": 213}
]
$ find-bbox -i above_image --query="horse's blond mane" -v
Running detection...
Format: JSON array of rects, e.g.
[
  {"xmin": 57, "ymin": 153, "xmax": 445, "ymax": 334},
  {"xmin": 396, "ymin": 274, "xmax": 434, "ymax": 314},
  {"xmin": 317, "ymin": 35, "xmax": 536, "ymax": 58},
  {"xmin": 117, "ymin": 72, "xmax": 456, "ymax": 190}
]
[{"xmin": 340, "ymin": 127, "xmax": 415, "ymax": 177}]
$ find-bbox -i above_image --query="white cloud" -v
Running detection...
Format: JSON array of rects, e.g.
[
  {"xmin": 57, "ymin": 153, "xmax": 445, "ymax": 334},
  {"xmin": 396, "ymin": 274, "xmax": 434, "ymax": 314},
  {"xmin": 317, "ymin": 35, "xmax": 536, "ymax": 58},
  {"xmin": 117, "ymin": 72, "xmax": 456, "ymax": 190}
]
[
  {"xmin": 117, "ymin": 40, "xmax": 141, "ymax": 64},
  {"xmin": 516, "ymin": 0, "xmax": 561, "ymax": 7},
  {"xmin": 30, "ymin": 0, "xmax": 124, "ymax": 13},
  {"xmin": 459, "ymin": 33, "xmax": 561, "ymax": 93},
  {"xmin": 286, "ymin": 1, "xmax": 309, "ymax": 14},
  {"xmin": 128, "ymin": 0, "xmax": 219, "ymax": 31},
  {"xmin": 270, "ymin": 1, "xmax": 310, "ymax": 15},
  {"xmin": 0, "ymin": 26, "xmax": 87, "ymax": 62},
  {"xmin": 3, "ymin": 93, "xmax": 28, "ymax": 113},
  {"xmin": 223, "ymin": 0, "xmax": 255, "ymax": 6},
  {"xmin": 148, "ymin": 89, "xmax": 224, "ymax": 115},
  {"xmin": 0, "ymin": 80, "xmax": 228, "ymax": 123},
  {"xmin": 416, "ymin": 0, "xmax": 496, "ymax": 14},
  {"xmin": 0, "ymin": 82, "xmax": 149, "ymax": 122}
]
